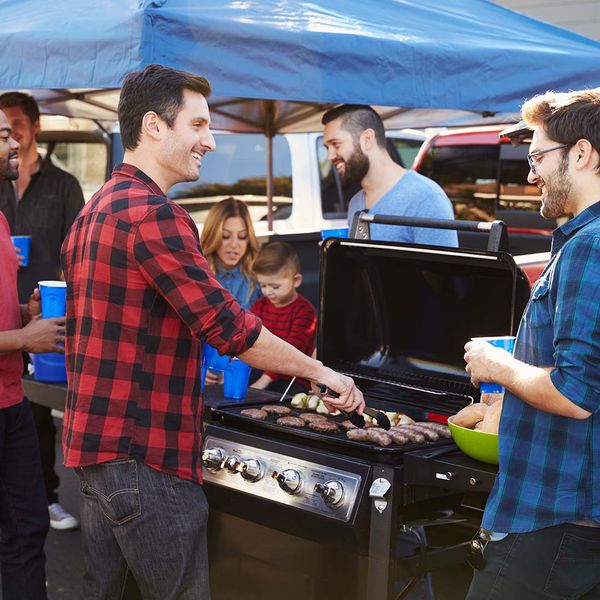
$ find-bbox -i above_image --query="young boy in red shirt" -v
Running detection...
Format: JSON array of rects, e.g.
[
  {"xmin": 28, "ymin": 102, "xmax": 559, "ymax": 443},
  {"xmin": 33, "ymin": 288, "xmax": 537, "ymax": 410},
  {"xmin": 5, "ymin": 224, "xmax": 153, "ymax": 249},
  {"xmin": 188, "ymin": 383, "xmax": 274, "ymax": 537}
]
[{"xmin": 250, "ymin": 242, "xmax": 317, "ymax": 394}]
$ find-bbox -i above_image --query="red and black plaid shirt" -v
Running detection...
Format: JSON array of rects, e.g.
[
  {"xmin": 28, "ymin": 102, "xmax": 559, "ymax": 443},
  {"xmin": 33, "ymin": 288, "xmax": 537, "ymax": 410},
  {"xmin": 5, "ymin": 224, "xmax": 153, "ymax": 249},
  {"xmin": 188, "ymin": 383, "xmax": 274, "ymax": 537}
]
[{"xmin": 60, "ymin": 164, "xmax": 261, "ymax": 483}]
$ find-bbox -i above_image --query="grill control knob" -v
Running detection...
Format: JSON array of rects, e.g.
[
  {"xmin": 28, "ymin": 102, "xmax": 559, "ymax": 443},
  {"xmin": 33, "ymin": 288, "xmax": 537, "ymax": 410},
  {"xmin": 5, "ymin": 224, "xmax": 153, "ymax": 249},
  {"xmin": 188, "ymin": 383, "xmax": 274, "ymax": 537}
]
[
  {"xmin": 240, "ymin": 459, "xmax": 264, "ymax": 483},
  {"xmin": 273, "ymin": 469, "xmax": 303, "ymax": 495},
  {"xmin": 202, "ymin": 447, "xmax": 224, "ymax": 471},
  {"xmin": 314, "ymin": 480, "xmax": 344, "ymax": 507},
  {"xmin": 225, "ymin": 455, "xmax": 242, "ymax": 474}
]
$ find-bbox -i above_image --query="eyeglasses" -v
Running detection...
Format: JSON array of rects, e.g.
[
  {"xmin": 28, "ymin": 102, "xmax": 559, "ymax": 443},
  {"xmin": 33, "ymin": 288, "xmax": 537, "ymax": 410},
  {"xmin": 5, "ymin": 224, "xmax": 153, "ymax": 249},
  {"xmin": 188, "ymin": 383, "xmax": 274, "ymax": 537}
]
[{"xmin": 527, "ymin": 144, "xmax": 571, "ymax": 175}]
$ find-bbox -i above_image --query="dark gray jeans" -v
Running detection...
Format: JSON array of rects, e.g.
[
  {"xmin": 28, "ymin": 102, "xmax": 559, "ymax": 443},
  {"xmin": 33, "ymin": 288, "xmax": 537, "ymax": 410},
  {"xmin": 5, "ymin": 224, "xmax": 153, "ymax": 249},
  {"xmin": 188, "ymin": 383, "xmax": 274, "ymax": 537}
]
[
  {"xmin": 76, "ymin": 459, "xmax": 210, "ymax": 600},
  {"xmin": 467, "ymin": 523, "xmax": 600, "ymax": 599}
]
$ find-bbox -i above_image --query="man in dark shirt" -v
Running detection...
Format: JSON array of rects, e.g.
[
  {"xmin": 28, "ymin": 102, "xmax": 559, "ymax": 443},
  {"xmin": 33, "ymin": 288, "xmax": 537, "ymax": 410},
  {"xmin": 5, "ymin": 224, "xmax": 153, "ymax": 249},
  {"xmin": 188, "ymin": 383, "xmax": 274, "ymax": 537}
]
[
  {"xmin": 0, "ymin": 92, "xmax": 84, "ymax": 531},
  {"xmin": 61, "ymin": 64, "xmax": 364, "ymax": 599}
]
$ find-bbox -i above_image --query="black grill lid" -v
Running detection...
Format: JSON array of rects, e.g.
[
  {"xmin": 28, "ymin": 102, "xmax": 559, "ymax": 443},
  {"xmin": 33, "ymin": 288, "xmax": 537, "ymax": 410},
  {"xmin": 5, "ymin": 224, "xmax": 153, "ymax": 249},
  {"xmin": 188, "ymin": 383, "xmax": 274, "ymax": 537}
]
[{"xmin": 318, "ymin": 239, "xmax": 529, "ymax": 414}]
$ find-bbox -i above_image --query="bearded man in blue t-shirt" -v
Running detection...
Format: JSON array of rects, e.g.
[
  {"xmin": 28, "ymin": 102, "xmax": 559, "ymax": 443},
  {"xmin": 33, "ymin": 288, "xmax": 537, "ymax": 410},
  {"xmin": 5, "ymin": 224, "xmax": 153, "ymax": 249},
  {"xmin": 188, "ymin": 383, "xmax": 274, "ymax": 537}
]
[{"xmin": 322, "ymin": 104, "xmax": 457, "ymax": 247}]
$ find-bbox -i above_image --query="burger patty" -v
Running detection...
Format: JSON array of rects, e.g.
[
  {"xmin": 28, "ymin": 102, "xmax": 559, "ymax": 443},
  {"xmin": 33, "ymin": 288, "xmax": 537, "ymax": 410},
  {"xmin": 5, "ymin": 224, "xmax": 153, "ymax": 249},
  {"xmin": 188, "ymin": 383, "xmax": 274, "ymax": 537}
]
[
  {"xmin": 298, "ymin": 412, "xmax": 327, "ymax": 422},
  {"xmin": 240, "ymin": 408, "xmax": 268, "ymax": 421},
  {"xmin": 308, "ymin": 419, "xmax": 339, "ymax": 433},
  {"xmin": 262, "ymin": 404, "xmax": 292, "ymax": 416},
  {"xmin": 276, "ymin": 416, "xmax": 306, "ymax": 428}
]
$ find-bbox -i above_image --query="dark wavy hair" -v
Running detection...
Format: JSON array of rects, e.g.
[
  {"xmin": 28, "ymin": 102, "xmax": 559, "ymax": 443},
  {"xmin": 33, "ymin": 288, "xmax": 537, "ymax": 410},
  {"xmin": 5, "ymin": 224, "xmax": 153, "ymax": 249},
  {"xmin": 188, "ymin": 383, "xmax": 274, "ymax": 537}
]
[{"xmin": 118, "ymin": 64, "xmax": 211, "ymax": 150}]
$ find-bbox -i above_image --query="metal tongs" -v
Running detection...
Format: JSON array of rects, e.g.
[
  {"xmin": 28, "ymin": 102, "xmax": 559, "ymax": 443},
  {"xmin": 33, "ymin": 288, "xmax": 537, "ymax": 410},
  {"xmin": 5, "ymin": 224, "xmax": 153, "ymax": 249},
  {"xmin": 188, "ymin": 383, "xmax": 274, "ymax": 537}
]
[{"xmin": 316, "ymin": 384, "xmax": 391, "ymax": 430}]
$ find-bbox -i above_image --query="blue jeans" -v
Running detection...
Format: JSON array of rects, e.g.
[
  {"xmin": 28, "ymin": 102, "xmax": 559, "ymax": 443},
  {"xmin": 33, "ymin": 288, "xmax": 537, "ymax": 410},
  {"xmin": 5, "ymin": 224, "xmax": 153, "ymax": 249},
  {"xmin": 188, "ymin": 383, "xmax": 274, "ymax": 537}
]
[
  {"xmin": 467, "ymin": 523, "xmax": 600, "ymax": 599},
  {"xmin": 76, "ymin": 459, "xmax": 210, "ymax": 599},
  {"xmin": 0, "ymin": 399, "xmax": 49, "ymax": 600}
]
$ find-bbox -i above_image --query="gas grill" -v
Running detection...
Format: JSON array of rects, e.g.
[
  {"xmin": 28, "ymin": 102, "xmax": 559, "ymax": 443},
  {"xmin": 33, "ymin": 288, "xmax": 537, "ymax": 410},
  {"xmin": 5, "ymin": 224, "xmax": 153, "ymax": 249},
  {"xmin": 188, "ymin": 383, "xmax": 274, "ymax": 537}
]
[{"xmin": 203, "ymin": 237, "xmax": 530, "ymax": 600}]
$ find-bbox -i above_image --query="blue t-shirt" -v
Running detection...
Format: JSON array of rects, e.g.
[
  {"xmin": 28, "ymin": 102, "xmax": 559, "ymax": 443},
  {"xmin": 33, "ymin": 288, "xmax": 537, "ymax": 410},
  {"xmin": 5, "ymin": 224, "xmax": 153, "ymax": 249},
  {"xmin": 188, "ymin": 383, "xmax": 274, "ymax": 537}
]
[
  {"xmin": 483, "ymin": 201, "xmax": 600, "ymax": 533},
  {"xmin": 215, "ymin": 263, "xmax": 261, "ymax": 310},
  {"xmin": 347, "ymin": 170, "xmax": 457, "ymax": 247}
]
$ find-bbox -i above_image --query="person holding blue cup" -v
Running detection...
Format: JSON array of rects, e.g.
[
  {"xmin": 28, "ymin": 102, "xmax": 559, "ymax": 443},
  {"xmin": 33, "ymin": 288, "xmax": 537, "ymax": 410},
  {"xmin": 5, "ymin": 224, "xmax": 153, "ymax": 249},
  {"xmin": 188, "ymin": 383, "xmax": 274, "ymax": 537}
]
[
  {"xmin": 0, "ymin": 123, "xmax": 67, "ymax": 598},
  {"xmin": 469, "ymin": 336, "xmax": 516, "ymax": 394},
  {"xmin": 0, "ymin": 91, "xmax": 85, "ymax": 534}
]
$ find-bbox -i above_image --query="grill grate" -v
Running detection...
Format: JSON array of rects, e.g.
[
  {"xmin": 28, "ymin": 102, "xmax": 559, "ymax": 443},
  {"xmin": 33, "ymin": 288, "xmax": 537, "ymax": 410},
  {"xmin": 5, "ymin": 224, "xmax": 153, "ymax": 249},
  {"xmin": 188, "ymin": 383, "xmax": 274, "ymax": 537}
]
[
  {"xmin": 211, "ymin": 400, "xmax": 454, "ymax": 463},
  {"xmin": 332, "ymin": 361, "xmax": 474, "ymax": 416}
]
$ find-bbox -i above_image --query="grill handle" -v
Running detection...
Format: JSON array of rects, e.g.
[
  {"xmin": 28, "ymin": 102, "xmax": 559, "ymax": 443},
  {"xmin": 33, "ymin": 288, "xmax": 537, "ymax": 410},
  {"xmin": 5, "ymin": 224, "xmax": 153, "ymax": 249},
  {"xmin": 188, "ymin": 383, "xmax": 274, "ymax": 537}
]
[{"xmin": 350, "ymin": 211, "xmax": 509, "ymax": 252}]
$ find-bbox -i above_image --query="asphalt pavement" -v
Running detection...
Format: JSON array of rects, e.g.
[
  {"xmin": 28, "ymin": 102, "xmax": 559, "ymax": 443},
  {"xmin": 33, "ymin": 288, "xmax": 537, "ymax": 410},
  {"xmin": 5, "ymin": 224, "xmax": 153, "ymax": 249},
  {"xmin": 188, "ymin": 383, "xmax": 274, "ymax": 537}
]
[{"xmin": 44, "ymin": 418, "xmax": 83, "ymax": 599}]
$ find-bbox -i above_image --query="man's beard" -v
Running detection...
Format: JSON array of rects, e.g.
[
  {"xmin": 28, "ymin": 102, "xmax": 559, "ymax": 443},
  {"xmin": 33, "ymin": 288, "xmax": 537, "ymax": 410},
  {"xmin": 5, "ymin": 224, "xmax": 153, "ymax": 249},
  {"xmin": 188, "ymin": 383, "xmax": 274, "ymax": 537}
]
[
  {"xmin": 0, "ymin": 155, "xmax": 18, "ymax": 181},
  {"xmin": 540, "ymin": 154, "xmax": 571, "ymax": 219},
  {"xmin": 339, "ymin": 144, "xmax": 370, "ymax": 185}
]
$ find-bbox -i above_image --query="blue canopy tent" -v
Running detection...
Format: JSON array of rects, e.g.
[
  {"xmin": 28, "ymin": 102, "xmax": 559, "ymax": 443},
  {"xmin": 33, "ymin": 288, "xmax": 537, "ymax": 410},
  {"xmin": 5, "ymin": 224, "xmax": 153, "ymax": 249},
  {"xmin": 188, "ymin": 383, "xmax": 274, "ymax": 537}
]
[
  {"xmin": 2, "ymin": 0, "xmax": 600, "ymax": 111},
  {"xmin": 1, "ymin": 0, "xmax": 599, "ymax": 225}
]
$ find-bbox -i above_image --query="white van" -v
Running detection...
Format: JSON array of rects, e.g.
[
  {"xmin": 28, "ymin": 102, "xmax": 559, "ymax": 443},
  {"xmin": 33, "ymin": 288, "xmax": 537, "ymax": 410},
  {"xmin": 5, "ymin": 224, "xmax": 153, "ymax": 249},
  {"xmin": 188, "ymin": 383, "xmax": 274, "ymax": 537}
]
[{"xmin": 39, "ymin": 117, "xmax": 425, "ymax": 232}]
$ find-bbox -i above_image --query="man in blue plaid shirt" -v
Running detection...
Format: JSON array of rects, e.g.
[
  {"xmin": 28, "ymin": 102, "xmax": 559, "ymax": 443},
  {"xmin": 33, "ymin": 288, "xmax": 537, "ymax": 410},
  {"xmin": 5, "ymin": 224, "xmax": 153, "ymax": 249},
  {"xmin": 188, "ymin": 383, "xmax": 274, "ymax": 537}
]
[{"xmin": 464, "ymin": 88, "xmax": 600, "ymax": 599}]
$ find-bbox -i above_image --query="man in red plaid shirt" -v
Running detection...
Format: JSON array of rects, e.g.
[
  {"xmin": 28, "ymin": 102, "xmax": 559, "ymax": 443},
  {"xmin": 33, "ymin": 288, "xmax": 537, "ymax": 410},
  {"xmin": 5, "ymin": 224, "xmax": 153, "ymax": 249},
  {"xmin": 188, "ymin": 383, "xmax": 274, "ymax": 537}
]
[{"xmin": 60, "ymin": 64, "xmax": 364, "ymax": 599}]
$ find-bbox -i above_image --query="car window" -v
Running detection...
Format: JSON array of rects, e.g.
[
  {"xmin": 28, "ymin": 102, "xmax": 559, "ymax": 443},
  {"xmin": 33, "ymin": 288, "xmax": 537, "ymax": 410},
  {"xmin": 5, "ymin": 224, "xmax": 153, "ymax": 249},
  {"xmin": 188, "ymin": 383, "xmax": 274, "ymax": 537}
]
[
  {"xmin": 418, "ymin": 144, "xmax": 499, "ymax": 221},
  {"xmin": 38, "ymin": 141, "xmax": 108, "ymax": 202},
  {"xmin": 390, "ymin": 138, "xmax": 423, "ymax": 170},
  {"xmin": 497, "ymin": 144, "xmax": 540, "ymax": 211},
  {"xmin": 168, "ymin": 133, "xmax": 293, "ymax": 224}
]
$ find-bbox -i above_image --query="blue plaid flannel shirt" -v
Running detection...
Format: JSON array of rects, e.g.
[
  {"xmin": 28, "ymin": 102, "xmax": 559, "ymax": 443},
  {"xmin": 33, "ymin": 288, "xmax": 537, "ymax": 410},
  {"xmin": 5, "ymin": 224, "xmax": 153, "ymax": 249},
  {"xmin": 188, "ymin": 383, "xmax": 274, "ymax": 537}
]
[{"xmin": 483, "ymin": 201, "xmax": 600, "ymax": 533}]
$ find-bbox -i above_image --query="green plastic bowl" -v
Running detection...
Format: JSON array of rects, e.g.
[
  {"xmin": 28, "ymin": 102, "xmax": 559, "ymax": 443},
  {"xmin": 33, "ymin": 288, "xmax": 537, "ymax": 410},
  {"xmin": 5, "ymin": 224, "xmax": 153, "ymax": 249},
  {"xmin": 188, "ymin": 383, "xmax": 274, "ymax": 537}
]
[{"xmin": 447, "ymin": 417, "xmax": 499, "ymax": 464}]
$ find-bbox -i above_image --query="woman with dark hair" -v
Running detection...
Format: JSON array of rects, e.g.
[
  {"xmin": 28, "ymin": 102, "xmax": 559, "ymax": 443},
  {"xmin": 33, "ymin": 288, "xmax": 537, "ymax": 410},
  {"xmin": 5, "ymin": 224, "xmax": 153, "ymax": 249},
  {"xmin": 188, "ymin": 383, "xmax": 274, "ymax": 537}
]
[{"xmin": 200, "ymin": 197, "xmax": 262, "ymax": 309}]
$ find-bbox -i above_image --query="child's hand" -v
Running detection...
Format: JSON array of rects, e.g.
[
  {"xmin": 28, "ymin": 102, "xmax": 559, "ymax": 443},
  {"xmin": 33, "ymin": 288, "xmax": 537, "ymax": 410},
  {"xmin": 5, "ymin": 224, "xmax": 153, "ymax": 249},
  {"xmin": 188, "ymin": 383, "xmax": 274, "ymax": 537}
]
[{"xmin": 204, "ymin": 369, "xmax": 222, "ymax": 386}]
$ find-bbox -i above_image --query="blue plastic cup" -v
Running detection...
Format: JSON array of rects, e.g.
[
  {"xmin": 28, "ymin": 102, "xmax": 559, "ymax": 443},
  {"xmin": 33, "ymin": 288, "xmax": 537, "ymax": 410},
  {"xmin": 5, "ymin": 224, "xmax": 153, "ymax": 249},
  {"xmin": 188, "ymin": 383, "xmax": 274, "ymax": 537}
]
[
  {"xmin": 321, "ymin": 227, "xmax": 349, "ymax": 240},
  {"xmin": 201, "ymin": 343, "xmax": 230, "ymax": 392},
  {"xmin": 202, "ymin": 343, "xmax": 231, "ymax": 372},
  {"xmin": 38, "ymin": 280, "xmax": 67, "ymax": 318},
  {"xmin": 471, "ymin": 336, "xmax": 516, "ymax": 393},
  {"xmin": 223, "ymin": 358, "xmax": 252, "ymax": 400},
  {"xmin": 31, "ymin": 352, "xmax": 67, "ymax": 383},
  {"xmin": 11, "ymin": 235, "xmax": 31, "ymax": 266}
]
